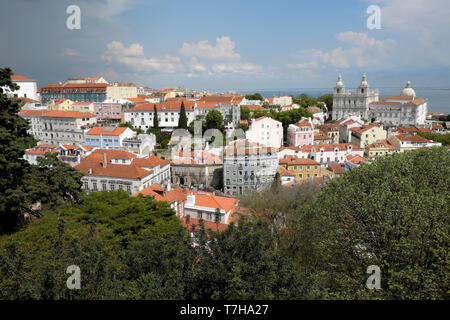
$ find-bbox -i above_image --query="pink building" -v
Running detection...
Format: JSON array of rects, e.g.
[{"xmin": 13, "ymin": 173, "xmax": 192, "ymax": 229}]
[
  {"xmin": 94, "ymin": 102, "xmax": 122, "ymax": 120},
  {"xmin": 287, "ymin": 118, "xmax": 314, "ymax": 147},
  {"xmin": 302, "ymin": 143, "xmax": 364, "ymax": 166}
]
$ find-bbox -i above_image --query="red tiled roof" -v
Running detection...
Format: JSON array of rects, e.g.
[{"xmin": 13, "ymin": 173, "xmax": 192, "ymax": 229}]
[
  {"xmin": 75, "ymin": 161, "xmax": 152, "ymax": 179},
  {"xmin": 328, "ymin": 163, "xmax": 346, "ymax": 174},
  {"xmin": 346, "ymin": 154, "xmax": 368, "ymax": 164},
  {"xmin": 366, "ymin": 140, "xmax": 399, "ymax": 150},
  {"xmin": 128, "ymin": 101, "xmax": 196, "ymax": 112},
  {"xmin": 279, "ymin": 156, "xmax": 320, "ymax": 166},
  {"xmin": 19, "ymin": 110, "xmax": 95, "ymax": 118},
  {"xmin": 11, "ymin": 75, "xmax": 33, "ymax": 81},
  {"xmin": 86, "ymin": 126, "xmax": 128, "ymax": 136},
  {"xmin": 25, "ymin": 144, "xmax": 58, "ymax": 155}
]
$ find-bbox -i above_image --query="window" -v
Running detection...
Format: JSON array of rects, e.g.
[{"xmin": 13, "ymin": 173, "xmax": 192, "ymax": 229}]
[{"xmin": 102, "ymin": 183, "xmax": 106, "ymax": 191}]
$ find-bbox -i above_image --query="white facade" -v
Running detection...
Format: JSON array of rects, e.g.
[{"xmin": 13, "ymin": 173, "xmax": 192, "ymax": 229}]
[
  {"xmin": 19, "ymin": 110, "xmax": 97, "ymax": 145},
  {"xmin": 4, "ymin": 75, "xmax": 38, "ymax": 100},
  {"xmin": 273, "ymin": 96, "xmax": 293, "ymax": 106},
  {"xmin": 245, "ymin": 116, "xmax": 283, "ymax": 149},
  {"xmin": 223, "ymin": 140, "xmax": 279, "ymax": 195},
  {"xmin": 332, "ymin": 74, "xmax": 427, "ymax": 126}
]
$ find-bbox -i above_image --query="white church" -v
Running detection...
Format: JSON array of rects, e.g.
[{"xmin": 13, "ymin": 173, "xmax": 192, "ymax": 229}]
[{"xmin": 332, "ymin": 74, "xmax": 427, "ymax": 125}]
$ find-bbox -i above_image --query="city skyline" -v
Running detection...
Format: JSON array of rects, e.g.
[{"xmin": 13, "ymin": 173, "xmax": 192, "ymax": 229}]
[{"xmin": 1, "ymin": 0, "xmax": 450, "ymax": 90}]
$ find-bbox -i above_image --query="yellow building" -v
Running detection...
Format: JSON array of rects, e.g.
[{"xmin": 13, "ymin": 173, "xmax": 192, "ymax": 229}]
[
  {"xmin": 71, "ymin": 101, "xmax": 95, "ymax": 113},
  {"xmin": 350, "ymin": 123, "xmax": 387, "ymax": 148},
  {"xmin": 106, "ymin": 83, "xmax": 137, "ymax": 100},
  {"xmin": 47, "ymin": 99, "xmax": 73, "ymax": 110},
  {"xmin": 365, "ymin": 139, "xmax": 400, "ymax": 160},
  {"xmin": 279, "ymin": 155, "xmax": 322, "ymax": 183}
]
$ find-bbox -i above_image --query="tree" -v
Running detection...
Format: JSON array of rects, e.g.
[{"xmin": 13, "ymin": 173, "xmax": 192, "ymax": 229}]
[
  {"xmin": 25, "ymin": 152, "xmax": 85, "ymax": 214},
  {"xmin": 120, "ymin": 121, "xmax": 144, "ymax": 134},
  {"xmin": 317, "ymin": 93, "xmax": 333, "ymax": 111},
  {"xmin": 178, "ymin": 102, "xmax": 188, "ymax": 129},
  {"xmin": 0, "ymin": 67, "xmax": 37, "ymax": 234},
  {"xmin": 205, "ymin": 110, "xmax": 223, "ymax": 131},
  {"xmin": 244, "ymin": 93, "xmax": 263, "ymax": 101},
  {"xmin": 240, "ymin": 106, "xmax": 250, "ymax": 121},
  {"xmin": 415, "ymin": 131, "xmax": 450, "ymax": 146},
  {"xmin": 310, "ymin": 147, "xmax": 450, "ymax": 299},
  {"xmin": 153, "ymin": 104, "xmax": 159, "ymax": 129}
]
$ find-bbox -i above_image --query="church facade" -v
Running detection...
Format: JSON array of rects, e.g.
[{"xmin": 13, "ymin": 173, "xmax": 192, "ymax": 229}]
[{"xmin": 332, "ymin": 74, "xmax": 427, "ymax": 126}]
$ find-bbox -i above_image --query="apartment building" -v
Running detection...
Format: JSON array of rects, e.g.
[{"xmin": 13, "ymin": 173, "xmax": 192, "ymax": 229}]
[
  {"xmin": 223, "ymin": 140, "xmax": 278, "ymax": 195},
  {"xmin": 19, "ymin": 110, "xmax": 97, "ymax": 145},
  {"xmin": 278, "ymin": 156, "xmax": 322, "ymax": 183},
  {"xmin": 84, "ymin": 126, "xmax": 135, "ymax": 149},
  {"xmin": 245, "ymin": 116, "xmax": 283, "ymax": 149},
  {"xmin": 349, "ymin": 123, "xmax": 387, "ymax": 148},
  {"xmin": 287, "ymin": 118, "xmax": 314, "ymax": 147}
]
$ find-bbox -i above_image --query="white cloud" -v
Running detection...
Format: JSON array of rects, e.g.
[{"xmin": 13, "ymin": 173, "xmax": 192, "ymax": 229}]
[
  {"xmin": 289, "ymin": 32, "xmax": 395, "ymax": 70},
  {"xmin": 102, "ymin": 41, "xmax": 181, "ymax": 73},
  {"xmin": 81, "ymin": 0, "xmax": 136, "ymax": 20},
  {"xmin": 179, "ymin": 36, "xmax": 241, "ymax": 60},
  {"xmin": 367, "ymin": 0, "xmax": 450, "ymax": 65},
  {"xmin": 179, "ymin": 36, "xmax": 261, "ymax": 74},
  {"xmin": 62, "ymin": 48, "xmax": 83, "ymax": 57}
]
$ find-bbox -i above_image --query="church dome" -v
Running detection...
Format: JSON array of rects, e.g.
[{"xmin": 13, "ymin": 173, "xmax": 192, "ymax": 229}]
[
  {"xmin": 335, "ymin": 73, "xmax": 344, "ymax": 87},
  {"xmin": 401, "ymin": 81, "xmax": 416, "ymax": 98},
  {"xmin": 359, "ymin": 73, "xmax": 369, "ymax": 87}
]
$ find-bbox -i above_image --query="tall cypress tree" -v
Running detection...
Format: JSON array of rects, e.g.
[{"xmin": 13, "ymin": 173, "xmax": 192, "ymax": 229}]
[
  {"xmin": 153, "ymin": 104, "xmax": 159, "ymax": 129},
  {"xmin": 178, "ymin": 101, "xmax": 188, "ymax": 129},
  {"xmin": 0, "ymin": 68, "xmax": 37, "ymax": 234}
]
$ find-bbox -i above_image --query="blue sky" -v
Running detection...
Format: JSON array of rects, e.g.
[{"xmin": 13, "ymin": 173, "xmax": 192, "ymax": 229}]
[{"xmin": 1, "ymin": 0, "xmax": 450, "ymax": 91}]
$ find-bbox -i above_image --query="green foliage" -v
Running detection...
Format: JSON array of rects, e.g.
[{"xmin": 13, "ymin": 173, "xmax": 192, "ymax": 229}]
[
  {"xmin": 205, "ymin": 109, "xmax": 224, "ymax": 131},
  {"xmin": 119, "ymin": 121, "xmax": 144, "ymax": 134},
  {"xmin": 240, "ymin": 106, "xmax": 250, "ymax": 120},
  {"xmin": 309, "ymin": 147, "xmax": 450, "ymax": 299},
  {"xmin": 244, "ymin": 93, "xmax": 263, "ymax": 101},
  {"xmin": 293, "ymin": 93, "xmax": 317, "ymax": 108},
  {"xmin": 415, "ymin": 131, "xmax": 450, "ymax": 146},
  {"xmin": 236, "ymin": 122, "xmax": 249, "ymax": 131},
  {"xmin": 153, "ymin": 104, "xmax": 159, "ymax": 129},
  {"xmin": 317, "ymin": 93, "xmax": 333, "ymax": 111},
  {"xmin": 178, "ymin": 102, "xmax": 188, "ymax": 129},
  {"xmin": 25, "ymin": 153, "xmax": 85, "ymax": 214},
  {"xmin": 0, "ymin": 68, "xmax": 38, "ymax": 234}
]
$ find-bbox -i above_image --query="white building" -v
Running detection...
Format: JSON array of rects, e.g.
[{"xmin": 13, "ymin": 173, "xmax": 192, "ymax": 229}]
[
  {"xmin": 124, "ymin": 101, "xmax": 197, "ymax": 130},
  {"xmin": 84, "ymin": 126, "xmax": 135, "ymax": 149},
  {"xmin": 75, "ymin": 149, "xmax": 171, "ymax": 195},
  {"xmin": 19, "ymin": 110, "xmax": 97, "ymax": 145},
  {"xmin": 245, "ymin": 116, "xmax": 283, "ymax": 149},
  {"xmin": 223, "ymin": 140, "xmax": 279, "ymax": 195},
  {"xmin": 4, "ymin": 75, "xmax": 38, "ymax": 100},
  {"xmin": 332, "ymin": 74, "xmax": 427, "ymax": 125}
]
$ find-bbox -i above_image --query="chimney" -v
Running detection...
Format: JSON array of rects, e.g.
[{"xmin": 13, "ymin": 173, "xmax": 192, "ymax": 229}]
[
  {"xmin": 186, "ymin": 194, "xmax": 195, "ymax": 205},
  {"xmin": 102, "ymin": 152, "xmax": 107, "ymax": 168},
  {"xmin": 88, "ymin": 168, "xmax": 93, "ymax": 174}
]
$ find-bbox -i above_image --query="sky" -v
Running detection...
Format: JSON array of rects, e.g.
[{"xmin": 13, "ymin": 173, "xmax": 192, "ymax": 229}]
[{"xmin": 1, "ymin": 0, "xmax": 450, "ymax": 91}]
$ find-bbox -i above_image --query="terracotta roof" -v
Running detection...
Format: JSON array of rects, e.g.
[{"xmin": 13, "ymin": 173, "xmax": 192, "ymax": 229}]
[
  {"xmin": 279, "ymin": 166, "xmax": 295, "ymax": 177},
  {"xmin": 328, "ymin": 163, "xmax": 346, "ymax": 174},
  {"xmin": 349, "ymin": 123, "xmax": 381, "ymax": 135},
  {"xmin": 366, "ymin": 140, "xmax": 399, "ymax": 149},
  {"xmin": 133, "ymin": 155, "xmax": 170, "ymax": 168},
  {"xmin": 293, "ymin": 119, "xmax": 313, "ymax": 129},
  {"xmin": 242, "ymin": 104, "xmax": 266, "ymax": 111},
  {"xmin": 394, "ymin": 133, "xmax": 431, "ymax": 143},
  {"xmin": 127, "ymin": 101, "xmax": 196, "ymax": 112},
  {"xmin": 279, "ymin": 156, "xmax": 320, "ymax": 166},
  {"xmin": 75, "ymin": 161, "xmax": 152, "ymax": 179},
  {"xmin": 11, "ymin": 75, "xmax": 33, "ymax": 81},
  {"xmin": 182, "ymin": 217, "xmax": 229, "ymax": 232},
  {"xmin": 83, "ymin": 149, "xmax": 136, "ymax": 161},
  {"xmin": 346, "ymin": 154, "xmax": 368, "ymax": 164},
  {"xmin": 186, "ymin": 190, "xmax": 239, "ymax": 212},
  {"xmin": 19, "ymin": 110, "xmax": 95, "ymax": 118},
  {"xmin": 301, "ymin": 143, "xmax": 362, "ymax": 152},
  {"xmin": 25, "ymin": 144, "xmax": 58, "ymax": 155},
  {"xmin": 86, "ymin": 126, "xmax": 128, "ymax": 136},
  {"xmin": 307, "ymin": 106, "xmax": 323, "ymax": 114}
]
